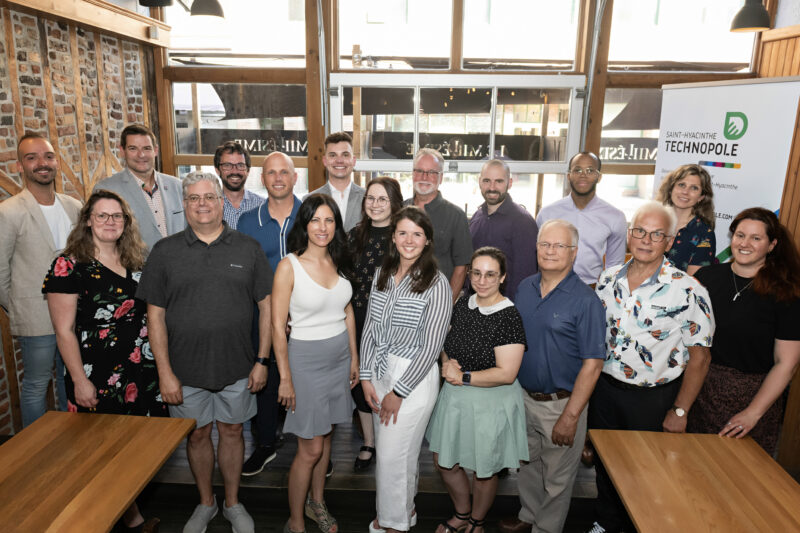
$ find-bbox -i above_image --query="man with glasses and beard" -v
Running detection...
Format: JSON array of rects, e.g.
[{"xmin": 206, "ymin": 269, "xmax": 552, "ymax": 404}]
[
  {"xmin": 469, "ymin": 159, "xmax": 538, "ymax": 301},
  {"xmin": 214, "ymin": 141, "xmax": 265, "ymax": 230},
  {"xmin": 537, "ymin": 152, "xmax": 627, "ymax": 286},
  {"xmin": 406, "ymin": 147, "xmax": 473, "ymax": 304}
]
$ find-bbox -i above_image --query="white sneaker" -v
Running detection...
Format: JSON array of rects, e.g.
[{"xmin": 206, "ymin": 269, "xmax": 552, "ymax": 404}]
[
  {"xmin": 183, "ymin": 496, "xmax": 218, "ymax": 533},
  {"xmin": 223, "ymin": 501, "xmax": 255, "ymax": 533},
  {"xmin": 368, "ymin": 512, "xmax": 418, "ymax": 533},
  {"xmin": 586, "ymin": 522, "xmax": 607, "ymax": 533}
]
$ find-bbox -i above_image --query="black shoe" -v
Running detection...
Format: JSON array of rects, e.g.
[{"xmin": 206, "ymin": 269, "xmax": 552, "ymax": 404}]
[
  {"xmin": 353, "ymin": 445, "xmax": 375, "ymax": 471},
  {"xmin": 242, "ymin": 445, "xmax": 277, "ymax": 476},
  {"xmin": 326, "ymin": 460, "xmax": 334, "ymax": 478}
]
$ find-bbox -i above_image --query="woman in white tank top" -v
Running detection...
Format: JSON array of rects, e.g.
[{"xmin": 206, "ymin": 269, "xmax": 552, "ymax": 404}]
[{"xmin": 273, "ymin": 194, "xmax": 357, "ymax": 533}]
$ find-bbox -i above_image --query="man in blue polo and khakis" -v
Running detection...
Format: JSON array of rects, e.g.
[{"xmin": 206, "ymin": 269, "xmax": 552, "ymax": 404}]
[{"xmin": 500, "ymin": 219, "xmax": 606, "ymax": 533}]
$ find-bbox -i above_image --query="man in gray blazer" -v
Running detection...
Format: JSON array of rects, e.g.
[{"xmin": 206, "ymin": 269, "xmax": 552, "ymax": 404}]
[
  {"xmin": 0, "ymin": 133, "xmax": 82, "ymax": 427},
  {"xmin": 307, "ymin": 131, "xmax": 365, "ymax": 232},
  {"xmin": 93, "ymin": 124, "xmax": 184, "ymax": 252}
]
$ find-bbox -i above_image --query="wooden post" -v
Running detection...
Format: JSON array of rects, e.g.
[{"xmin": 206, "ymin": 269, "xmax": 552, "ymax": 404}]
[
  {"xmin": 583, "ymin": 0, "xmax": 613, "ymax": 154},
  {"xmin": 450, "ymin": 0, "xmax": 464, "ymax": 71},
  {"xmin": 305, "ymin": 0, "xmax": 325, "ymax": 190},
  {"xmin": 0, "ymin": 310, "xmax": 21, "ymax": 433}
]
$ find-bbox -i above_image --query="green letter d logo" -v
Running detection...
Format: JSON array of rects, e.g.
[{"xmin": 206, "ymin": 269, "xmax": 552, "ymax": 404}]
[{"xmin": 724, "ymin": 112, "xmax": 748, "ymax": 140}]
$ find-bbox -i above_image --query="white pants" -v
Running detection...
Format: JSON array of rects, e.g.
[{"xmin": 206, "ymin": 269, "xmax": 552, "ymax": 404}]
[{"xmin": 372, "ymin": 355, "xmax": 439, "ymax": 531}]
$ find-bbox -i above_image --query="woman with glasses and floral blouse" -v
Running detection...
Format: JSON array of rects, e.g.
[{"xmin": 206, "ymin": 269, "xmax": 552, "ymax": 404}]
[
  {"xmin": 43, "ymin": 189, "xmax": 165, "ymax": 532},
  {"xmin": 426, "ymin": 247, "xmax": 528, "ymax": 533},
  {"xmin": 348, "ymin": 177, "xmax": 404, "ymax": 471}
]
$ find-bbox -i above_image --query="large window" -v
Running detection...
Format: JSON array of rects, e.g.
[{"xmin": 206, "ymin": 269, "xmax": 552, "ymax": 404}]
[
  {"xmin": 609, "ymin": 0, "xmax": 756, "ymax": 72},
  {"xmin": 338, "ymin": 0, "xmax": 453, "ymax": 70},
  {"xmin": 173, "ymin": 83, "xmax": 307, "ymax": 156},
  {"xmin": 600, "ymin": 88, "xmax": 661, "ymax": 165},
  {"xmin": 165, "ymin": 2, "xmax": 306, "ymax": 67},
  {"xmin": 462, "ymin": 0, "xmax": 580, "ymax": 70}
]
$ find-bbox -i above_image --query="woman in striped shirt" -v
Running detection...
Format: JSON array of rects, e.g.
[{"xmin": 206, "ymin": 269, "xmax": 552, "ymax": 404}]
[{"xmin": 360, "ymin": 206, "xmax": 453, "ymax": 533}]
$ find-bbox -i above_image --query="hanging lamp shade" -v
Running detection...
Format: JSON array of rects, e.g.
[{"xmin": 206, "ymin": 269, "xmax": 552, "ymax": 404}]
[
  {"xmin": 730, "ymin": 0, "xmax": 770, "ymax": 32},
  {"xmin": 190, "ymin": 0, "xmax": 224, "ymax": 18}
]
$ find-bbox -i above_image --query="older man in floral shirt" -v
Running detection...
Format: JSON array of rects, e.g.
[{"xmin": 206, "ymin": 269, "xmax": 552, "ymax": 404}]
[{"xmin": 586, "ymin": 201, "xmax": 714, "ymax": 533}]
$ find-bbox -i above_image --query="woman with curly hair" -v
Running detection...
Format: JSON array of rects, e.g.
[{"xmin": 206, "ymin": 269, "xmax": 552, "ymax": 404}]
[
  {"xmin": 688, "ymin": 207, "xmax": 800, "ymax": 454},
  {"xmin": 273, "ymin": 193, "xmax": 358, "ymax": 533},
  {"xmin": 43, "ymin": 189, "xmax": 165, "ymax": 531},
  {"xmin": 657, "ymin": 164, "xmax": 716, "ymax": 275}
]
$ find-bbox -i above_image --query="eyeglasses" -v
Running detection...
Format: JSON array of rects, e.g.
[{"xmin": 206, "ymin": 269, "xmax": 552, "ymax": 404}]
[
  {"xmin": 92, "ymin": 212, "xmax": 125, "ymax": 223},
  {"xmin": 185, "ymin": 193, "xmax": 221, "ymax": 204},
  {"xmin": 365, "ymin": 195, "xmax": 389, "ymax": 206},
  {"xmin": 629, "ymin": 227, "xmax": 670, "ymax": 242},
  {"xmin": 219, "ymin": 162, "xmax": 248, "ymax": 171},
  {"xmin": 469, "ymin": 269, "xmax": 501, "ymax": 282},
  {"xmin": 569, "ymin": 167, "xmax": 600, "ymax": 177},
  {"xmin": 536, "ymin": 242, "xmax": 576, "ymax": 252},
  {"xmin": 413, "ymin": 168, "xmax": 442, "ymax": 178}
]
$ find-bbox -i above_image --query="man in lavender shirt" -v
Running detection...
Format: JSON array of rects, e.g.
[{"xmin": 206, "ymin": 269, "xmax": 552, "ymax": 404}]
[
  {"xmin": 536, "ymin": 152, "xmax": 627, "ymax": 285},
  {"xmin": 469, "ymin": 159, "xmax": 538, "ymax": 301}
]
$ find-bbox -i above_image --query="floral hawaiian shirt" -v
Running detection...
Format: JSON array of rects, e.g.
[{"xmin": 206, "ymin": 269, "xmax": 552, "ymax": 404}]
[{"xmin": 596, "ymin": 257, "xmax": 715, "ymax": 386}]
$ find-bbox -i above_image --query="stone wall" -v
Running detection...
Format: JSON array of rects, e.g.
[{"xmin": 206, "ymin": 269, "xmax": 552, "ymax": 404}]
[{"xmin": 0, "ymin": 6, "xmax": 160, "ymax": 435}]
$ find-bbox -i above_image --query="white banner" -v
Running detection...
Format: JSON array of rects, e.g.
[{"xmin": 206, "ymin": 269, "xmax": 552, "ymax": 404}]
[{"xmin": 655, "ymin": 77, "xmax": 800, "ymax": 261}]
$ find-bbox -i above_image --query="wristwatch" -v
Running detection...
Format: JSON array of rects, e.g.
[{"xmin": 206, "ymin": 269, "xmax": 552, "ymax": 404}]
[
  {"xmin": 462, "ymin": 371, "xmax": 472, "ymax": 386},
  {"xmin": 672, "ymin": 404, "xmax": 686, "ymax": 417},
  {"xmin": 256, "ymin": 357, "xmax": 269, "ymax": 366}
]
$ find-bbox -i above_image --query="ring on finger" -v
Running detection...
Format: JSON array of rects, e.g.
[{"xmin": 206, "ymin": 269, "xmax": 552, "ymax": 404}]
[{"xmin": 738, "ymin": 425, "xmax": 744, "ymax": 429}]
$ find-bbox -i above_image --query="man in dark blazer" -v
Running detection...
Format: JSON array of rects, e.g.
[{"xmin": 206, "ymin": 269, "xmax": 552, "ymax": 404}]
[
  {"xmin": 307, "ymin": 131, "xmax": 365, "ymax": 232},
  {"xmin": 93, "ymin": 124, "xmax": 184, "ymax": 252},
  {"xmin": 0, "ymin": 133, "xmax": 82, "ymax": 427}
]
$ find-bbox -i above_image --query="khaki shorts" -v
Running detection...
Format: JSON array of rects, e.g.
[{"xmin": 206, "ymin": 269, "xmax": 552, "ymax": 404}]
[{"xmin": 168, "ymin": 377, "xmax": 256, "ymax": 428}]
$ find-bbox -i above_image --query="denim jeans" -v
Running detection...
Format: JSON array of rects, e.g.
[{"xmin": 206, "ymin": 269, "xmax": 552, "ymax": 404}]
[{"xmin": 19, "ymin": 334, "xmax": 67, "ymax": 427}]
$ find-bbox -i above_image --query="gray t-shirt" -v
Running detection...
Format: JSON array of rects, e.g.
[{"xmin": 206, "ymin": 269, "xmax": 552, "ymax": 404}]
[
  {"xmin": 136, "ymin": 223, "xmax": 273, "ymax": 390},
  {"xmin": 405, "ymin": 192, "xmax": 473, "ymax": 279}
]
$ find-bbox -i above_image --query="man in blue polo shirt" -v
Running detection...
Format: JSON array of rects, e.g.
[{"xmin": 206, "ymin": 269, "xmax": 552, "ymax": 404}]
[
  {"xmin": 499, "ymin": 219, "xmax": 606, "ymax": 533},
  {"xmin": 237, "ymin": 151, "xmax": 302, "ymax": 475}
]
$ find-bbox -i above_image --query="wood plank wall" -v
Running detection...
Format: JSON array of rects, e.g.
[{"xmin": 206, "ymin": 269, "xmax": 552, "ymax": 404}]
[
  {"xmin": 757, "ymin": 24, "xmax": 800, "ymax": 476},
  {"xmin": 0, "ymin": 6, "xmax": 159, "ymax": 434}
]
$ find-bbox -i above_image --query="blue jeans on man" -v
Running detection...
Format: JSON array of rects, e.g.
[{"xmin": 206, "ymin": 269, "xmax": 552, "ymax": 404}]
[{"xmin": 19, "ymin": 334, "xmax": 67, "ymax": 427}]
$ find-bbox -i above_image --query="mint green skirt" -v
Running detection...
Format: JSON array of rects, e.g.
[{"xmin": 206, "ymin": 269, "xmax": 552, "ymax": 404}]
[{"xmin": 426, "ymin": 380, "xmax": 529, "ymax": 478}]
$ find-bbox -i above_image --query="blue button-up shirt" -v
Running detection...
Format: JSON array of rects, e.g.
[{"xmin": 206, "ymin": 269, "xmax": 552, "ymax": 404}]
[
  {"xmin": 516, "ymin": 270, "xmax": 606, "ymax": 393},
  {"xmin": 223, "ymin": 189, "xmax": 266, "ymax": 230}
]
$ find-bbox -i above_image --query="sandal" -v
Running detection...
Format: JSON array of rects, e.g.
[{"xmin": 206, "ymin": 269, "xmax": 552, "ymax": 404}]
[
  {"xmin": 284, "ymin": 519, "xmax": 306, "ymax": 533},
  {"xmin": 354, "ymin": 445, "xmax": 376, "ymax": 471},
  {"xmin": 304, "ymin": 496, "xmax": 338, "ymax": 533},
  {"xmin": 466, "ymin": 517, "xmax": 486, "ymax": 533},
  {"xmin": 438, "ymin": 509, "xmax": 470, "ymax": 533}
]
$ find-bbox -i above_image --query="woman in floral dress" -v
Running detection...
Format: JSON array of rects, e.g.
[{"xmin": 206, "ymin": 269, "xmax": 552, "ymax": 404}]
[{"xmin": 43, "ymin": 190, "xmax": 164, "ymax": 531}]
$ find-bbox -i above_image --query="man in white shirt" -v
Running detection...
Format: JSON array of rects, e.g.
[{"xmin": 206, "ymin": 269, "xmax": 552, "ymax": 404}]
[
  {"xmin": 307, "ymin": 131, "xmax": 365, "ymax": 232},
  {"xmin": 0, "ymin": 133, "xmax": 82, "ymax": 426}
]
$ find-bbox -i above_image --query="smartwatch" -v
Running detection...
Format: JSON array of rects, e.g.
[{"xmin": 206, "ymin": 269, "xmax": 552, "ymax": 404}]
[
  {"xmin": 462, "ymin": 371, "xmax": 472, "ymax": 386},
  {"xmin": 256, "ymin": 357, "xmax": 269, "ymax": 366}
]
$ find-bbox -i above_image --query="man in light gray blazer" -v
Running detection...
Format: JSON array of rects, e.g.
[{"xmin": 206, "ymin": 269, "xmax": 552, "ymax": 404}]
[
  {"xmin": 93, "ymin": 124, "xmax": 184, "ymax": 252},
  {"xmin": 306, "ymin": 131, "xmax": 365, "ymax": 232},
  {"xmin": 0, "ymin": 133, "xmax": 82, "ymax": 427}
]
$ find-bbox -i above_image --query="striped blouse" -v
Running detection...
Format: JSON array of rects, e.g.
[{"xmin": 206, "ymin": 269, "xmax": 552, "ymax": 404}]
[{"xmin": 359, "ymin": 267, "xmax": 452, "ymax": 398}]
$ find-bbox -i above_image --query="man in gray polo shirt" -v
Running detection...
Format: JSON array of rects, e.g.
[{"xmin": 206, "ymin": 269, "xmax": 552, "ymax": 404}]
[
  {"xmin": 406, "ymin": 147, "xmax": 473, "ymax": 303},
  {"xmin": 137, "ymin": 172, "xmax": 273, "ymax": 533}
]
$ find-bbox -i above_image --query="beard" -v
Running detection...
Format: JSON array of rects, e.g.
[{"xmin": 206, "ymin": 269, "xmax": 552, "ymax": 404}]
[
  {"xmin": 483, "ymin": 190, "xmax": 507, "ymax": 205},
  {"xmin": 222, "ymin": 174, "xmax": 246, "ymax": 192}
]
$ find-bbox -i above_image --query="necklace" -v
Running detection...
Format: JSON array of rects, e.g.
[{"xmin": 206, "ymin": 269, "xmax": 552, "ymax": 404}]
[{"xmin": 731, "ymin": 269, "xmax": 754, "ymax": 301}]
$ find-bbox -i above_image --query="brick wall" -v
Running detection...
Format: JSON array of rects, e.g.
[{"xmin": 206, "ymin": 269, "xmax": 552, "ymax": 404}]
[{"xmin": 0, "ymin": 6, "xmax": 159, "ymax": 435}]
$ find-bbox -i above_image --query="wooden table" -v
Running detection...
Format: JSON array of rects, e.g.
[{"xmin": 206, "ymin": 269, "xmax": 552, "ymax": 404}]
[
  {"xmin": 0, "ymin": 411, "xmax": 195, "ymax": 532},
  {"xmin": 589, "ymin": 429, "xmax": 800, "ymax": 532}
]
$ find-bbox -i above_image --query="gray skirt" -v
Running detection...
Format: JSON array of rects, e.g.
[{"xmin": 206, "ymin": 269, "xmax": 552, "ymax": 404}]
[{"xmin": 283, "ymin": 330, "xmax": 354, "ymax": 439}]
